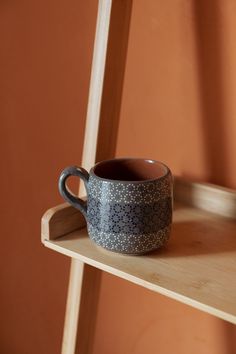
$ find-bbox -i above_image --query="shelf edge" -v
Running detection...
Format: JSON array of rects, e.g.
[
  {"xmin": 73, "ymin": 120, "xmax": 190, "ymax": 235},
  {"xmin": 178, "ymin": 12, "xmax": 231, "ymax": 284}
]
[
  {"xmin": 43, "ymin": 238, "xmax": 236, "ymax": 325},
  {"xmin": 41, "ymin": 201, "xmax": 86, "ymax": 242},
  {"xmin": 174, "ymin": 177, "xmax": 236, "ymax": 219}
]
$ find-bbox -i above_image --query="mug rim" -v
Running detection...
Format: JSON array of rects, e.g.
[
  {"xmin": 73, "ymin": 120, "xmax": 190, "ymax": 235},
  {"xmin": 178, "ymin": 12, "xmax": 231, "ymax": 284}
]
[{"xmin": 90, "ymin": 157, "xmax": 171, "ymax": 183}]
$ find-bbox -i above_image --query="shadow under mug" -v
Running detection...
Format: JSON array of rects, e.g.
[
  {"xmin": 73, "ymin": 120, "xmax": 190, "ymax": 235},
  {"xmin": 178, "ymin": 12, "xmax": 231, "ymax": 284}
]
[{"xmin": 58, "ymin": 158, "xmax": 173, "ymax": 255}]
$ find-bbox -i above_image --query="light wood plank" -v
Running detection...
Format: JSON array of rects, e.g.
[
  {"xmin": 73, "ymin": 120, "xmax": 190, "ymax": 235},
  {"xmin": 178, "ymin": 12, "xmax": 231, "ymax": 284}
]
[
  {"xmin": 41, "ymin": 202, "xmax": 86, "ymax": 242},
  {"xmin": 61, "ymin": 260, "xmax": 85, "ymax": 354},
  {"xmin": 44, "ymin": 2, "xmax": 133, "ymax": 351},
  {"xmin": 79, "ymin": 0, "xmax": 113, "ymax": 181},
  {"xmin": 174, "ymin": 176, "xmax": 236, "ymax": 219},
  {"xmin": 61, "ymin": 261, "xmax": 102, "ymax": 354},
  {"xmin": 75, "ymin": 265, "xmax": 102, "ymax": 354},
  {"xmin": 62, "ymin": 1, "xmax": 113, "ymax": 354},
  {"xmin": 43, "ymin": 202, "xmax": 236, "ymax": 325}
]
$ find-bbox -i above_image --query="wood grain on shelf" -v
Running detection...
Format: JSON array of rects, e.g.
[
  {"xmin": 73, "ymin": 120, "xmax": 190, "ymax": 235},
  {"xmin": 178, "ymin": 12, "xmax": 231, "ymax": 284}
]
[{"xmin": 43, "ymin": 202, "xmax": 236, "ymax": 325}]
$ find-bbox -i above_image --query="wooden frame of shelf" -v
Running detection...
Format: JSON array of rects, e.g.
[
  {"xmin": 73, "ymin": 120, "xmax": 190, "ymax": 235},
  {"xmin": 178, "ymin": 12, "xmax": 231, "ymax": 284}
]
[
  {"xmin": 42, "ymin": 177, "xmax": 236, "ymax": 325},
  {"xmin": 41, "ymin": 1, "xmax": 236, "ymax": 352}
]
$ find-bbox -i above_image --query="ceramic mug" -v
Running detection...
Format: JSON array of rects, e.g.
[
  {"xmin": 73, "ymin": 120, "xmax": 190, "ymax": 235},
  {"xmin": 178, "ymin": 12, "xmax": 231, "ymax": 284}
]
[{"xmin": 58, "ymin": 158, "xmax": 172, "ymax": 255}]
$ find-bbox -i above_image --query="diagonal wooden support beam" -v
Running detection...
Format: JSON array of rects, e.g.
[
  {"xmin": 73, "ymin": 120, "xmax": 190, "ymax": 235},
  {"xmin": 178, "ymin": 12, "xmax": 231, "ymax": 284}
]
[
  {"xmin": 61, "ymin": 1, "xmax": 112, "ymax": 353},
  {"xmin": 61, "ymin": 1, "xmax": 133, "ymax": 353}
]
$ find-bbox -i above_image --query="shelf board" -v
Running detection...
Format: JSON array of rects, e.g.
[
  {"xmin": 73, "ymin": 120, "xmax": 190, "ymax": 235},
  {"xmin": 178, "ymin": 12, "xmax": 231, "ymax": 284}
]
[{"xmin": 41, "ymin": 178, "xmax": 236, "ymax": 324}]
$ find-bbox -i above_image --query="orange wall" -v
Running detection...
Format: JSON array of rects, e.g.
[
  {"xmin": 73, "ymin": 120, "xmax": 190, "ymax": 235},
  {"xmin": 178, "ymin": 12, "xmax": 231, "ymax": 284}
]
[
  {"xmin": 1, "ymin": 1, "xmax": 236, "ymax": 353},
  {"xmin": 0, "ymin": 1, "xmax": 97, "ymax": 353},
  {"xmin": 93, "ymin": 1, "xmax": 236, "ymax": 354},
  {"xmin": 116, "ymin": 0, "xmax": 236, "ymax": 189}
]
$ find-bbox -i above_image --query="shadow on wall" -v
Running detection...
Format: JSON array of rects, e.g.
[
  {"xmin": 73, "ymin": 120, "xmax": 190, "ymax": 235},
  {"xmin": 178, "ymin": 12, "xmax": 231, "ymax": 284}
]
[
  {"xmin": 96, "ymin": 0, "xmax": 133, "ymax": 162},
  {"xmin": 224, "ymin": 322, "xmax": 236, "ymax": 354},
  {"xmin": 184, "ymin": 0, "xmax": 229, "ymax": 186},
  {"xmin": 184, "ymin": 4, "xmax": 236, "ymax": 347}
]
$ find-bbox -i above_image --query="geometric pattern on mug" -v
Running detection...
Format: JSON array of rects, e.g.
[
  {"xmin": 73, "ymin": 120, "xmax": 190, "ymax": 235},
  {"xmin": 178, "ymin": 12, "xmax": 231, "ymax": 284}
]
[
  {"xmin": 88, "ymin": 172, "xmax": 172, "ymax": 204},
  {"xmin": 87, "ymin": 197, "xmax": 172, "ymax": 235}
]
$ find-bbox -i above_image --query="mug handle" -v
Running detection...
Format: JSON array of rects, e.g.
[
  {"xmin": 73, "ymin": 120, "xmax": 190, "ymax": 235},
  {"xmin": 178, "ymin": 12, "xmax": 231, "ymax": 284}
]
[{"xmin": 58, "ymin": 166, "xmax": 89, "ymax": 219}]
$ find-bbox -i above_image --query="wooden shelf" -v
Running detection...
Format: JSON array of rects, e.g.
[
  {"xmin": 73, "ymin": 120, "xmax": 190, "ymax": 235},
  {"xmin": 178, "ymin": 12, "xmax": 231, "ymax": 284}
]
[{"xmin": 41, "ymin": 178, "xmax": 236, "ymax": 324}]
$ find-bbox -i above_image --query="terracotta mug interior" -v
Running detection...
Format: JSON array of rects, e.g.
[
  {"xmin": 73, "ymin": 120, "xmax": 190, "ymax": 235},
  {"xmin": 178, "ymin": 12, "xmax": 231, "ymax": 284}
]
[{"xmin": 92, "ymin": 158, "xmax": 168, "ymax": 182}]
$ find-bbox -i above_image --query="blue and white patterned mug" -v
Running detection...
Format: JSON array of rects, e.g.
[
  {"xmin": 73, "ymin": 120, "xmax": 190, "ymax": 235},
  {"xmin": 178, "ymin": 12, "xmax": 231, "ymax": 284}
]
[{"xmin": 58, "ymin": 158, "xmax": 172, "ymax": 255}]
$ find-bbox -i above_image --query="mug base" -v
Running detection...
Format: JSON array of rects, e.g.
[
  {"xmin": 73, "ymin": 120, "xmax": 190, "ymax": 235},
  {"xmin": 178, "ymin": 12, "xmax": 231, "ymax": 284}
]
[
  {"xmin": 94, "ymin": 242, "xmax": 169, "ymax": 256},
  {"xmin": 88, "ymin": 224, "xmax": 171, "ymax": 256}
]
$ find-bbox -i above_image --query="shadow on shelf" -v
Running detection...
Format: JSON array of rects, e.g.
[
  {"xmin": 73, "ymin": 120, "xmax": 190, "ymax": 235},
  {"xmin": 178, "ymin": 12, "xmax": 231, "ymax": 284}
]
[{"xmin": 149, "ymin": 216, "xmax": 236, "ymax": 258}]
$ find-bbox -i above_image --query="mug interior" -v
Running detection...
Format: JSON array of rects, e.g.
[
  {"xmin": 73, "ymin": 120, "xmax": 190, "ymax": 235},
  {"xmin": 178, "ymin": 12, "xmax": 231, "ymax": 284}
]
[{"xmin": 93, "ymin": 158, "xmax": 168, "ymax": 182}]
